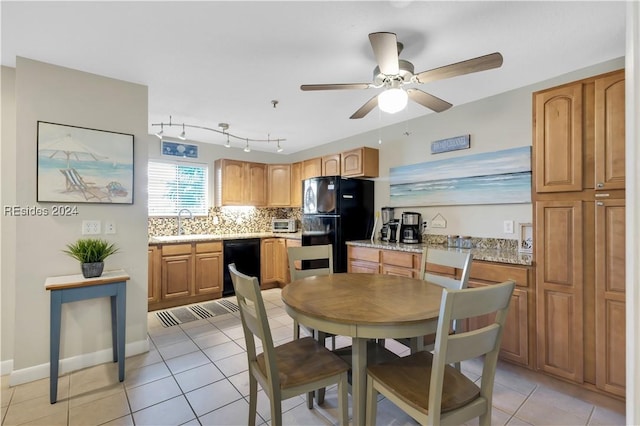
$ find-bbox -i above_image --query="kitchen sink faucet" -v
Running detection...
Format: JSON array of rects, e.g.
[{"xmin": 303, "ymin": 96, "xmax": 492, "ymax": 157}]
[{"xmin": 177, "ymin": 208, "xmax": 193, "ymax": 235}]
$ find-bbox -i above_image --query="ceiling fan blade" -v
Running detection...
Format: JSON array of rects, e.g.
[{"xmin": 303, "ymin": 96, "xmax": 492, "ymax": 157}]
[
  {"xmin": 415, "ymin": 52, "xmax": 504, "ymax": 84},
  {"xmin": 300, "ymin": 83, "xmax": 371, "ymax": 91},
  {"xmin": 369, "ymin": 32, "xmax": 399, "ymax": 75},
  {"xmin": 407, "ymin": 88, "xmax": 452, "ymax": 113},
  {"xmin": 350, "ymin": 95, "xmax": 378, "ymax": 119}
]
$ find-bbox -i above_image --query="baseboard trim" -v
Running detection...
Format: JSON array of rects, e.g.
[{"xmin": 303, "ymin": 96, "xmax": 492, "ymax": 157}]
[
  {"xmin": 8, "ymin": 338, "xmax": 149, "ymax": 386},
  {"xmin": 1, "ymin": 359, "xmax": 14, "ymax": 376}
]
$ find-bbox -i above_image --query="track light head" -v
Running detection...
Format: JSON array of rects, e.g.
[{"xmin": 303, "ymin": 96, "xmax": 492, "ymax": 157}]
[
  {"xmin": 155, "ymin": 123, "xmax": 164, "ymax": 139},
  {"xmin": 178, "ymin": 124, "xmax": 186, "ymax": 140}
]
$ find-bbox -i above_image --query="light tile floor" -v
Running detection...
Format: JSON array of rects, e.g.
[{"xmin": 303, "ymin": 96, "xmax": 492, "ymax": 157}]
[{"xmin": 1, "ymin": 289, "xmax": 626, "ymax": 425}]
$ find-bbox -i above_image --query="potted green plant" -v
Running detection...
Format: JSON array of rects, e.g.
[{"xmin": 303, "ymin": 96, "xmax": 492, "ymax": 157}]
[{"xmin": 63, "ymin": 238, "xmax": 120, "ymax": 278}]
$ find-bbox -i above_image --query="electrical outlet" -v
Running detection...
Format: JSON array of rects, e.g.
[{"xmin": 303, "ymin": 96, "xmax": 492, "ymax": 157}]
[
  {"xmin": 82, "ymin": 220, "xmax": 101, "ymax": 235},
  {"xmin": 104, "ymin": 221, "xmax": 116, "ymax": 234},
  {"xmin": 503, "ymin": 220, "xmax": 514, "ymax": 234}
]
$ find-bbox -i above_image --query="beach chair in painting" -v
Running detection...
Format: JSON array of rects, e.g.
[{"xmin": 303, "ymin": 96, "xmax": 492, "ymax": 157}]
[{"xmin": 59, "ymin": 168, "xmax": 112, "ymax": 202}]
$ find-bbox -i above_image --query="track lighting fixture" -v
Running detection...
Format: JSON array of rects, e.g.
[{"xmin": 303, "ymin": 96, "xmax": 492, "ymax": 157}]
[{"xmin": 151, "ymin": 117, "xmax": 285, "ymax": 153}]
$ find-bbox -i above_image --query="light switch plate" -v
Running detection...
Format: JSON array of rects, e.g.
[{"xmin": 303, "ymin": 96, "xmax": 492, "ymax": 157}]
[
  {"xmin": 503, "ymin": 220, "xmax": 514, "ymax": 234},
  {"xmin": 104, "ymin": 221, "xmax": 116, "ymax": 234}
]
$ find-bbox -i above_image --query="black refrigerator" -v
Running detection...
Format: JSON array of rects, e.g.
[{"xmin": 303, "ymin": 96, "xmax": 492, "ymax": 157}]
[{"xmin": 301, "ymin": 176, "xmax": 375, "ymax": 272}]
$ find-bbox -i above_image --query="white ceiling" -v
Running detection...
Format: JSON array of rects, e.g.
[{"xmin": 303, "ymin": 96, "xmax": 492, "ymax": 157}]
[{"xmin": 1, "ymin": 1, "xmax": 626, "ymax": 154}]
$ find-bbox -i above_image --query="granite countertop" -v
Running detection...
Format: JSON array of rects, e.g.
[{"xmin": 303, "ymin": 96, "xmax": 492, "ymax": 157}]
[
  {"xmin": 149, "ymin": 232, "xmax": 302, "ymax": 245},
  {"xmin": 346, "ymin": 239, "xmax": 533, "ymax": 266}
]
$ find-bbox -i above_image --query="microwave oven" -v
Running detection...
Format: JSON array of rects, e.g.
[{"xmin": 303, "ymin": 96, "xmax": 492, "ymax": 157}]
[{"xmin": 272, "ymin": 218, "xmax": 297, "ymax": 233}]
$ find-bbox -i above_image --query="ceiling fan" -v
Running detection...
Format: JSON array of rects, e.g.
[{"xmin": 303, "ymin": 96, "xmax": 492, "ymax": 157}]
[{"xmin": 300, "ymin": 32, "xmax": 503, "ymax": 119}]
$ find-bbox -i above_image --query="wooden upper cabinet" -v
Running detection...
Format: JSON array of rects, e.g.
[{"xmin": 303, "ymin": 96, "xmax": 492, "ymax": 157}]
[
  {"xmin": 322, "ymin": 154, "xmax": 341, "ymax": 176},
  {"xmin": 341, "ymin": 147, "xmax": 379, "ymax": 178},
  {"xmin": 214, "ymin": 159, "xmax": 266, "ymax": 206},
  {"xmin": 290, "ymin": 162, "xmax": 302, "ymax": 207},
  {"xmin": 594, "ymin": 71, "xmax": 625, "ymax": 191},
  {"xmin": 245, "ymin": 162, "xmax": 267, "ymax": 206},
  {"xmin": 302, "ymin": 158, "xmax": 322, "ymax": 179},
  {"xmin": 267, "ymin": 164, "xmax": 291, "ymax": 207},
  {"xmin": 533, "ymin": 83, "xmax": 583, "ymax": 193},
  {"xmin": 214, "ymin": 159, "xmax": 245, "ymax": 206}
]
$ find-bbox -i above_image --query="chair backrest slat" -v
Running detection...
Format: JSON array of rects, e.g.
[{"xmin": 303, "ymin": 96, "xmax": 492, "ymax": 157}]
[
  {"xmin": 287, "ymin": 244, "xmax": 333, "ymax": 282},
  {"xmin": 420, "ymin": 247, "xmax": 473, "ymax": 290}
]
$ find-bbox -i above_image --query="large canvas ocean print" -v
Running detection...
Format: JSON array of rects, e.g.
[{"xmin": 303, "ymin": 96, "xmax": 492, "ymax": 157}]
[{"xmin": 389, "ymin": 146, "xmax": 532, "ymax": 206}]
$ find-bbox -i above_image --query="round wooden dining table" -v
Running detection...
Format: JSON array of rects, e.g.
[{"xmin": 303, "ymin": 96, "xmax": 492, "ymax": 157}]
[{"xmin": 281, "ymin": 273, "xmax": 444, "ymax": 426}]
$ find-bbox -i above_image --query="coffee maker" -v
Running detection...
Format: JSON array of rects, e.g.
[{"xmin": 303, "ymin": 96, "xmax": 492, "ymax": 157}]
[
  {"xmin": 380, "ymin": 207, "xmax": 396, "ymax": 242},
  {"xmin": 400, "ymin": 211, "xmax": 422, "ymax": 244}
]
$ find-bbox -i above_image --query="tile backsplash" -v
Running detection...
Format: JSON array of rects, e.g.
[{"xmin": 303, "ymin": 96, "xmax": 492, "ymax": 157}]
[
  {"xmin": 148, "ymin": 207, "xmax": 302, "ymax": 236},
  {"xmin": 149, "ymin": 208, "xmax": 518, "ymax": 251}
]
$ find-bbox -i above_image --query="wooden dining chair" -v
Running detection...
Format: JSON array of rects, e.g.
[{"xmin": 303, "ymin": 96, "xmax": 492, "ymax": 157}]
[
  {"xmin": 366, "ymin": 280, "xmax": 515, "ymax": 426},
  {"xmin": 287, "ymin": 244, "xmax": 336, "ymax": 350},
  {"xmin": 228, "ymin": 263, "xmax": 349, "ymax": 426},
  {"xmin": 392, "ymin": 247, "xmax": 473, "ymax": 366}
]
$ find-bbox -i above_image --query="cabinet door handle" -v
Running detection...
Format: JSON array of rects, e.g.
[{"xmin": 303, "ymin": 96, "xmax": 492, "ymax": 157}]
[
  {"xmin": 595, "ymin": 193, "xmax": 610, "ymax": 198},
  {"xmin": 596, "ymin": 201, "xmax": 605, "ymax": 206},
  {"xmin": 597, "ymin": 182, "xmax": 605, "ymax": 188}
]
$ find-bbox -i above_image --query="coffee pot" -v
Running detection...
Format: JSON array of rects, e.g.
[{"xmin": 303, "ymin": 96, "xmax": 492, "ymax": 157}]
[{"xmin": 400, "ymin": 212, "xmax": 423, "ymax": 244}]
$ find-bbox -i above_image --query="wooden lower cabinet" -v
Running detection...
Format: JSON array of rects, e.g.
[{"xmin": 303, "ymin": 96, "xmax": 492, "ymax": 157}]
[
  {"xmin": 149, "ymin": 242, "xmax": 223, "ymax": 311},
  {"xmin": 380, "ymin": 250, "xmax": 421, "ymax": 278},
  {"xmin": 595, "ymin": 199, "xmax": 626, "ymax": 397},
  {"xmin": 148, "ymin": 246, "xmax": 161, "ymax": 304},
  {"xmin": 347, "ymin": 246, "xmax": 380, "ymax": 274},
  {"xmin": 535, "ymin": 197, "xmax": 626, "ymax": 398},
  {"xmin": 262, "ymin": 237, "xmax": 299, "ymax": 288},
  {"xmin": 466, "ymin": 261, "xmax": 534, "ymax": 368},
  {"xmin": 194, "ymin": 243, "xmax": 223, "ymax": 295},
  {"xmin": 347, "ymin": 245, "xmax": 535, "ymax": 369}
]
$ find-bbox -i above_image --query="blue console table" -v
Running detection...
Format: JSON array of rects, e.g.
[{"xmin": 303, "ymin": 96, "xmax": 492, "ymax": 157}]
[{"xmin": 45, "ymin": 269, "xmax": 129, "ymax": 404}]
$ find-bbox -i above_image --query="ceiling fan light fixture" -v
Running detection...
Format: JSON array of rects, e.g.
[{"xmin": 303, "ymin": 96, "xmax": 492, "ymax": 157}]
[{"xmin": 378, "ymin": 88, "xmax": 408, "ymax": 114}]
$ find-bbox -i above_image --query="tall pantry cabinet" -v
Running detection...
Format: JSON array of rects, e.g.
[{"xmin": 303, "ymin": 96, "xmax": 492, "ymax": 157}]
[{"xmin": 533, "ymin": 69, "xmax": 625, "ymax": 398}]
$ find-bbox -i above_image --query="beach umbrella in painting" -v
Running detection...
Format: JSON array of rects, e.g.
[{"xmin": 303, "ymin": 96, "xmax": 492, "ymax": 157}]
[{"xmin": 39, "ymin": 133, "xmax": 108, "ymax": 168}]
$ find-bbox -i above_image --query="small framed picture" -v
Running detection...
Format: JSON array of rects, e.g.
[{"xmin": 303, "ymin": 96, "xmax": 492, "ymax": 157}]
[
  {"xmin": 161, "ymin": 140, "xmax": 198, "ymax": 159},
  {"xmin": 518, "ymin": 223, "xmax": 533, "ymax": 254}
]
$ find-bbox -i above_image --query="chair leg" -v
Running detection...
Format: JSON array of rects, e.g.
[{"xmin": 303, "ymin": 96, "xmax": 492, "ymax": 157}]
[
  {"xmin": 338, "ymin": 373, "xmax": 349, "ymax": 426},
  {"xmin": 306, "ymin": 391, "xmax": 314, "ymax": 409},
  {"xmin": 479, "ymin": 411, "xmax": 491, "ymax": 426},
  {"xmin": 331, "ymin": 335, "xmax": 336, "ymax": 350},
  {"xmin": 271, "ymin": 398, "xmax": 283, "ymax": 426},
  {"xmin": 248, "ymin": 375, "xmax": 258, "ymax": 426},
  {"xmin": 365, "ymin": 376, "xmax": 377, "ymax": 426},
  {"xmin": 293, "ymin": 321, "xmax": 300, "ymax": 340}
]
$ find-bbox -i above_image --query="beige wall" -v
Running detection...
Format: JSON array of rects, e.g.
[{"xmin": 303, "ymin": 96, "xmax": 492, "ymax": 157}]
[
  {"xmin": 1, "ymin": 66, "xmax": 17, "ymax": 369},
  {"xmin": 286, "ymin": 57, "xmax": 625, "ymax": 240},
  {"xmin": 4, "ymin": 58, "xmax": 150, "ymax": 384}
]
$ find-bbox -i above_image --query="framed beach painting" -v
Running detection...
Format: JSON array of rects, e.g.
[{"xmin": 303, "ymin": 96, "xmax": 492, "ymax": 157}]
[
  {"xmin": 389, "ymin": 146, "xmax": 532, "ymax": 207},
  {"xmin": 37, "ymin": 121, "xmax": 134, "ymax": 204}
]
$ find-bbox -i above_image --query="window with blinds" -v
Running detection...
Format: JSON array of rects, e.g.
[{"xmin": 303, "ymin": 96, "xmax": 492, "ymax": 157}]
[{"xmin": 148, "ymin": 161, "xmax": 208, "ymax": 216}]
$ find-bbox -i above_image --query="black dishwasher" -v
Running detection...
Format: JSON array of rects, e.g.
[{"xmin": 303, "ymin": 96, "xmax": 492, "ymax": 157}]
[{"xmin": 223, "ymin": 238, "xmax": 261, "ymax": 296}]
